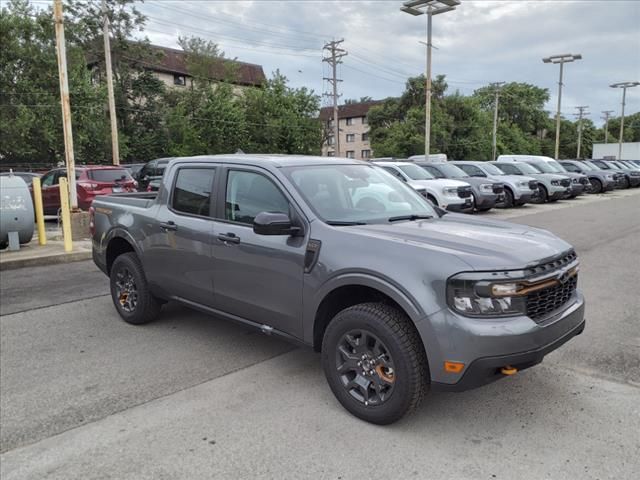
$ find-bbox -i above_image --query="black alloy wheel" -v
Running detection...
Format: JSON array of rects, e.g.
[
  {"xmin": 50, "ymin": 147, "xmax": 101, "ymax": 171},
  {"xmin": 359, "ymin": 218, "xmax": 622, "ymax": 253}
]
[
  {"xmin": 114, "ymin": 266, "xmax": 138, "ymax": 313},
  {"xmin": 335, "ymin": 329, "xmax": 396, "ymax": 406},
  {"xmin": 590, "ymin": 178, "xmax": 602, "ymax": 194}
]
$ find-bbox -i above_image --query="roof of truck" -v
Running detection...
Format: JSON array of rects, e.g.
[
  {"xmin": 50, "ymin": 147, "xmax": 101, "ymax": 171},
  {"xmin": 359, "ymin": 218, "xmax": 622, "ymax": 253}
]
[{"xmin": 169, "ymin": 154, "xmax": 367, "ymax": 168}]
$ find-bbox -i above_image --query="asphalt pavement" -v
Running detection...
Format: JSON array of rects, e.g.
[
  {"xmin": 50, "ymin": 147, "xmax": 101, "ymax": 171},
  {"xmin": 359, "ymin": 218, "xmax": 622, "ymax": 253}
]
[{"xmin": 1, "ymin": 189, "xmax": 639, "ymax": 479}]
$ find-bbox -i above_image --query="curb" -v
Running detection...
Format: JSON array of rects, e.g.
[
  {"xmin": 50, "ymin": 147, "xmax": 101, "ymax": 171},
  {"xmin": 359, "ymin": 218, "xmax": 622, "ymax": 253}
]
[{"xmin": 0, "ymin": 249, "xmax": 92, "ymax": 271}]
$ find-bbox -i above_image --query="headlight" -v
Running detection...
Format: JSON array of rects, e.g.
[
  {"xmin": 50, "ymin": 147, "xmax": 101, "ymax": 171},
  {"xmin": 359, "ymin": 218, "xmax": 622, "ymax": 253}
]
[
  {"xmin": 517, "ymin": 181, "xmax": 528, "ymax": 187},
  {"xmin": 572, "ymin": 178, "xmax": 578, "ymax": 184},
  {"xmin": 551, "ymin": 180, "xmax": 560, "ymax": 186},
  {"xmin": 606, "ymin": 174, "xmax": 614, "ymax": 180},
  {"xmin": 447, "ymin": 273, "xmax": 526, "ymax": 317},
  {"xmin": 443, "ymin": 187, "xmax": 459, "ymax": 195},
  {"xmin": 479, "ymin": 184, "xmax": 494, "ymax": 193}
]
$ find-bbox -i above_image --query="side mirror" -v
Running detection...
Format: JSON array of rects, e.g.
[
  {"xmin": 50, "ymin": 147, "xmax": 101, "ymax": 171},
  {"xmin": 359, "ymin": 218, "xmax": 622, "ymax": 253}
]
[{"xmin": 253, "ymin": 212, "xmax": 301, "ymax": 236}]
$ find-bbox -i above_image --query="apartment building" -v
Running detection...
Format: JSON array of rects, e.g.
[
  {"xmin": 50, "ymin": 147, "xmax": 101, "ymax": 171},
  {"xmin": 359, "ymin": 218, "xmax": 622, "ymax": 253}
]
[
  {"xmin": 319, "ymin": 100, "xmax": 382, "ymax": 160},
  {"xmin": 90, "ymin": 44, "xmax": 266, "ymax": 93}
]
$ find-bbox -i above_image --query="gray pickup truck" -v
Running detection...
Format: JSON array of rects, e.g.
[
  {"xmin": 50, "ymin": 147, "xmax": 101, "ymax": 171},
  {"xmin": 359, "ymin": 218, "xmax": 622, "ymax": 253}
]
[{"xmin": 91, "ymin": 155, "xmax": 586, "ymax": 424}]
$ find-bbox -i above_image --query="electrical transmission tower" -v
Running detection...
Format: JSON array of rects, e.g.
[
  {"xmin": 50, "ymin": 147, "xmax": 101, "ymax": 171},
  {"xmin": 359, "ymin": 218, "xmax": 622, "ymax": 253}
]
[
  {"xmin": 574, "ymin": 105, "xmax": 590, "ymax": 159},
  {"xmin": 601, "ymin": 110, "xmax": 614, "ymax": 143},
  {"xmin": 322, "ymin": 39, "xmax": 347, "ymax": 157},
  {"xmin": 490, "ymin": 82, "xmax": 505, "ymax": 161}
]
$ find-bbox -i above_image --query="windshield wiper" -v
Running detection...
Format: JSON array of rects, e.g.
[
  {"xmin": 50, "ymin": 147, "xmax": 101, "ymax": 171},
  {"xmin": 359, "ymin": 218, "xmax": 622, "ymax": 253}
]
[
  {"xmin": 326, "ymin": 220, "xmax": 368, "ymax": 226},
  {"xmin": 388, "ymin": 214, "xmax": 434, "ymax": 222}
]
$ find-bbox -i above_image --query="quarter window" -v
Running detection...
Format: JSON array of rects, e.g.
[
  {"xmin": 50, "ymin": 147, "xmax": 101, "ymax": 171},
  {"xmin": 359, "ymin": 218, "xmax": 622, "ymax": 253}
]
[
  {"xmin": 225, "ymin": 170, "xmax": 289, "ymax": 225},
  {"xmin": 172, "ymin": 168, "xmax": 215, "ymax": 217}
]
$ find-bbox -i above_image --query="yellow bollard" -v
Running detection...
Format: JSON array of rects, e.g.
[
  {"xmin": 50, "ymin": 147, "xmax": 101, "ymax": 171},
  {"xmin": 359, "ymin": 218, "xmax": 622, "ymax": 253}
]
[
  {"xmin": 59, "ymin": 176, "xmax": 73, "ymax": 252},
  {"xmin": 32, "ymin": 177, "xmax": 47, "ymax": 246}
]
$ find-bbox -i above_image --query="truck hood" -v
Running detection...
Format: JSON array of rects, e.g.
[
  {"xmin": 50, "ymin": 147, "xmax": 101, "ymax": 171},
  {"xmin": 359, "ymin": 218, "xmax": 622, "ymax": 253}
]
[
  {"xmin": 408, "ymin": 178, "xmax": 470, "ymax": 189},
  {"xmin": 345, "ymin": 214, "xmax": 571, "ymax": 271},
  {"xmin": 529, "ymin": 173, "xmax": 570, "ymax": 181},
  {"xmin": 487, "ymin": 174, "xmax": 537, "ymax": 185}
]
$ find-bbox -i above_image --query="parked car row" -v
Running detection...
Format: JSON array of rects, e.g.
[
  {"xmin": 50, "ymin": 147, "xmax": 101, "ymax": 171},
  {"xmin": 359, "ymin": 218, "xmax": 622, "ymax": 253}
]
[
  {"xmin": 6, "ymin": 155, "xmax": 639, "ymax": 216},
  {"xmin": 370, "ymin": 154, "xmax": 640, "ymax": 214}
]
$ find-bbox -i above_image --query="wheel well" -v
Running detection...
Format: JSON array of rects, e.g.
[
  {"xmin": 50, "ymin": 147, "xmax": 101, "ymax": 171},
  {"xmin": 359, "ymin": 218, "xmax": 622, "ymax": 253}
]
[
  {"xmin": 426, "ymin": 194, "xmax": 438, "ymax": 206},
  {"xmin": 313, "ymin": 285, "xmax": 407, "ymax": 352},
  {"xmin": 106, "ymin": 237, "xmax": 135, "ymax": 274}
]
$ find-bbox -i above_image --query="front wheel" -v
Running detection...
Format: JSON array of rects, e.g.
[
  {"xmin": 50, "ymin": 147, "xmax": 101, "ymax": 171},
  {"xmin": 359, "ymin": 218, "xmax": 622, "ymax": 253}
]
[
  {"xmin": 590, "ymin": 178, "xmax": 602, "ymax": 194},
  {"xmin": 502, "ymin": 188, "xmax": 515, "ymax": 208},
  {"xmin": 110, "ymin": 252, "xmax": 161, "ymax": 325},
  {"xmin": 322, "ymin": 303, "xmax": 429, "ymax": 425},
  {"xmin": 537, "ymin": 185, "xmax": 548, "ymax": 203}
]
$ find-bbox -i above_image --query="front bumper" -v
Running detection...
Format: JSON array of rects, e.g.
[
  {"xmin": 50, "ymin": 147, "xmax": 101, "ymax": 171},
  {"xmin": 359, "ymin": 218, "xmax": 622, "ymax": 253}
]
[
  {"xmin": 567, "ymin": 183, "xmax": 585, "ymax": 197},
  {"xmin": 473, "ymin": 192, "xmax": 498, "ymax": 209},
  {"xmin": 549, "ymin": 187, "xmax": 570, "ymax": 200},
  {"xmin": 514, "ymin": 191, "xmax": 534, "ymax": 205},
  {"xmin": 630, "ymin": 176, "xmax": 640, "ymax": 187},
  {"xmin": 420, "ymin": 290, "xmax": 585, "ymax": 390},
  {"xmin": 445, "ymin": 197, "xmax": 474, "ymax": 212}
]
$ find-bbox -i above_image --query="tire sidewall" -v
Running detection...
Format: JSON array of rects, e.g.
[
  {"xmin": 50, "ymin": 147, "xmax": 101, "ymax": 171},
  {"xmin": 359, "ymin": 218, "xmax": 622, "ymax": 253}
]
[{"xmin": 322, "ymin": 306, "xmax": 422, "ymax": 424}]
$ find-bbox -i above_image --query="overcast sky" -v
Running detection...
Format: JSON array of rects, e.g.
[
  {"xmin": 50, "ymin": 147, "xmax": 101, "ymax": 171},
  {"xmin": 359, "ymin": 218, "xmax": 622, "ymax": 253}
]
[{"xmin": 69, "ymin": 0, "xmax": 636, "ymax": 125}]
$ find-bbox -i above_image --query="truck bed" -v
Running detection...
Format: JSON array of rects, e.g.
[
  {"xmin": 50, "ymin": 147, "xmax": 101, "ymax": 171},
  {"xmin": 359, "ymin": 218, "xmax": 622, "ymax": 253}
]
[{"xmin": 94, "ymin": 192, "xmax": 158, "ymax": 209}]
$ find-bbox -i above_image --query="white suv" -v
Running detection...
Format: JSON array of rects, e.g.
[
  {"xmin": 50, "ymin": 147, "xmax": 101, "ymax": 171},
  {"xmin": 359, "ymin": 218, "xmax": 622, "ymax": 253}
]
[{"xmin": 374, "ymin": 161, "xmax": 473, "ymax": 211}]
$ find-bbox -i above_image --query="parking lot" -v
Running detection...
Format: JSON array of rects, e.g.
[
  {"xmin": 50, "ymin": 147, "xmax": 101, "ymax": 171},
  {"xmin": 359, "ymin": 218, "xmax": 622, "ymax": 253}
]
[{"xmin": 1, "ymin": 188, "xmax": 639, "ymax": 480}]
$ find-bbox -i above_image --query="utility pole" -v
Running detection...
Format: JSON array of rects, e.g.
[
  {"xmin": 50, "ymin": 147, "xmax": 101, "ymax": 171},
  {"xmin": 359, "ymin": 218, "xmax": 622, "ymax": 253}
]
[
  {"xmin": 490, "ymin": 81, "xmax": 505, "ymax": 161},
  {"xmin": 610, "ymin": 82, "xmax": 640, "ymax": 159},
  {"xmin": 53, "ymin": 0, "xmax": 78, "ymax": 209},
  {"xmin": 601, "ymin": 110, "xmax": 614, "ymax": 143},
  {"xmin": 322, "ymin": 40, "xmax": 347, "ymax": 157},
  {"xmin": 102, "ymin": 0, "xmax": 120, "ymax": 165},
  {"xmin": 401, "ymin": 1, "xmax": 460, "ymax": 158},
  {"xmin": 542, "ymin": 53, "xmax": 582, "ymax": 160},
  {"xmin": 574, "ymin": 105, "xmax": 589, "ymax": 159}
]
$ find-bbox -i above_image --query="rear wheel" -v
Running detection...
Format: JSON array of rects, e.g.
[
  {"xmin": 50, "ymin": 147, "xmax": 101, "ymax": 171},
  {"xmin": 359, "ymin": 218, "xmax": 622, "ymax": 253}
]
[
  {"xmin": 322, "ymin": 303, "xmax": 429, "ymax": 425},
  {"xmin": 622, "ymin": 176, "xmax": 630, "ymax": 189},
  {"xmin": 110, "ymin": 252, "xmax": 161, "ymax": 325},
  {"xmin": 590, "ymin": 178, "xmax": 602, "ymax": 194}
]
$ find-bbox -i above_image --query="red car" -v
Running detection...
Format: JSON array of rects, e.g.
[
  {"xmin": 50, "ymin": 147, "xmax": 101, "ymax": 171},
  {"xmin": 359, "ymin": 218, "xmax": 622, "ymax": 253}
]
[{"xmin": 35, "ymin": 166, "xmax": 137, "ymax": 214}]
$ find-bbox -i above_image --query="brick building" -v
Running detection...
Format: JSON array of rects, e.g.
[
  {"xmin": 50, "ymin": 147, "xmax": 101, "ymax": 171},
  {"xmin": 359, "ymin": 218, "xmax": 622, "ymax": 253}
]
[{"xmin": 319, "ymin": 100, "xmax": 382, "ymax": 160}]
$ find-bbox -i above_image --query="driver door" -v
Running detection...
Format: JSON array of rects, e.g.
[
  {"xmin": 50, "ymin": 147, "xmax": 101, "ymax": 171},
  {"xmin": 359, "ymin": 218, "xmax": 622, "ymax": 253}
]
[{"xmin": 211, "ymin": 167, "xmax": 306, "ymax": 339}]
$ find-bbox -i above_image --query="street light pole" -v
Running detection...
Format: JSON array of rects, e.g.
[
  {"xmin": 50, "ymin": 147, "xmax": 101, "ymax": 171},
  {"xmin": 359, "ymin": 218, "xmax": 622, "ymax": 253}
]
[
  {"xmin": 610, "ymin": 82, "xmax": 639, "ymax": 160},
  {"xmin": 401, "ymin": 0, "xmax": 460, "ymax": 158},
  {"xmin": 543, "ymin": 53, "xmax": 582, "ymax": 160},
  {"xmin": 490, "ymin": 82, "xmax": 505, "ymax": 161},
  {"xmin": 601, "ymin": 110, "xmax": 614, "ymax": 143}
]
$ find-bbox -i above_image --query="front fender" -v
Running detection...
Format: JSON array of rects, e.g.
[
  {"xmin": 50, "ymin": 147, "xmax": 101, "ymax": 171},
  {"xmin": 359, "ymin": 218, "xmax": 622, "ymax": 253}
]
[{"xmin": 303, "ymin": 271, "xmax": 427, "ymax": 346}]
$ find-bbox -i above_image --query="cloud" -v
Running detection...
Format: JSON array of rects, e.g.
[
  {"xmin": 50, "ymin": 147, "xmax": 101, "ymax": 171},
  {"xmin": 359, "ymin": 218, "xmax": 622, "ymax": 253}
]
[{"xmin": 137, "ymin": 0, "xmax": 640, "ymax": 125}]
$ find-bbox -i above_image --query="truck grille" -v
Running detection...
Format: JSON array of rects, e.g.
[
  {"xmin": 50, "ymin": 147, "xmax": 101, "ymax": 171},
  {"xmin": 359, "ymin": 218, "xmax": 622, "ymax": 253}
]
[
  {"xmin": 457, "ymin": 186, "xmax": 472, "ymax": 198},
  {"xmin": 560, "ymin": 179, "xmax": 571, "ymax": 187},
  {"xmin": 527, "ymin": 275, "xmax": 577, "ymax": 321},
  {"xmin": 528, "ymin": 180, "xmax": 538, "ymax": 190},
  {"xmin": 523, "ymin": 250, "xmax": 577, "ymax": 277},
  {"xmin": 492, "ymin": 183, "xmax": 505, "ymax": 194}
]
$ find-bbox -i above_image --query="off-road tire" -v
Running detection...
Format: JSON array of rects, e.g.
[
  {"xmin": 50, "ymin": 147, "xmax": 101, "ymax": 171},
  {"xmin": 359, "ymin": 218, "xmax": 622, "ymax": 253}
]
[
  {"xmin": 590, "ymin": 178, "xmax": 602, "ymax": 194},
  {"xmin": 537, "ymin": 184, "xmax": 549, "ymax": 203},
  {"xmin": 322, "ymin": 302, "xmax": 429, "ymax": 425},
  {"xmin": 502, "ymin": 188, "xmax": 515, "ymax": 208},
  {"xmin": 110, "ymin": 252, "xmax": 161, "ymax": 325}
]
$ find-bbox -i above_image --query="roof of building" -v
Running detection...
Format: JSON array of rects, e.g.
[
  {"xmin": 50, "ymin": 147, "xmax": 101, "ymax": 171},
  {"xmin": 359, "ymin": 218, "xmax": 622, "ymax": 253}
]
[
  {"xmin": 147, "ymin": 45, "xmax": 266, "ymax": 87},
  {"xmin": 319, "ymin": 100, "xmax": 384, "ymax": 121}
]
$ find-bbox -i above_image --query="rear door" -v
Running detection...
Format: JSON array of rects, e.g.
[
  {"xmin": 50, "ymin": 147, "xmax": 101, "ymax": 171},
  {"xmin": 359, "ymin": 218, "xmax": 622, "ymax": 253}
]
[
  {"xmin": 210, "ymin": 166, "xmax": 306, "ymax": 338},
  {"xmin": 144, "ymin": 164, "xmax": 218, "ymax": 306}
]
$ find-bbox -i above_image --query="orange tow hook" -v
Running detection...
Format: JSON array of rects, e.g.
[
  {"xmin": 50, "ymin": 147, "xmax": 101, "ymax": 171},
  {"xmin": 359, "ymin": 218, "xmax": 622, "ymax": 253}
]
[{"xmin": 501, "ymin": 365, "xmax": 518, "ymax": 376}]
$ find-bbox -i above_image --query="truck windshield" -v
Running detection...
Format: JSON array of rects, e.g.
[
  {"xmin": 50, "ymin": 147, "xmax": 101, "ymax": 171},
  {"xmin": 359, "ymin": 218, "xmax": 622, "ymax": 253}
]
[
  {"xmin": 514, "ymin": 163, "xmax": 541, "ymax": 175},
  {"xmin": 477, "ymin": 163, "xmax": 504, "ymax": 175},
  {"xmin": 397, "ymin": 164, "xmax": 434, "ymax": 180},
  {"xmin": 548, "ymin": 161, "xmax": 568, "ymax": 173},
  {"xmin": 433, "ymin": 164, "xmax": 468, "ymax": 178},
  {"xmin": 530, "ymin": 162, "xmax": 556, "ymax": 173},
  {"xmin": 284, "ymin": 165, "xmax": 436, "ymax": 224},
  {"xmin": 582, "ymin": 161, "xmax": 601, "ymax": 170}
]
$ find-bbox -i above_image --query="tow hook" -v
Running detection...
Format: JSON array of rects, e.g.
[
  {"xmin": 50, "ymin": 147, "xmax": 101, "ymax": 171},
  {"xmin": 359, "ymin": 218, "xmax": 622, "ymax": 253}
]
[{"xmin": 501, "ymin": 365, "xmax": 518, "ymax": 376}]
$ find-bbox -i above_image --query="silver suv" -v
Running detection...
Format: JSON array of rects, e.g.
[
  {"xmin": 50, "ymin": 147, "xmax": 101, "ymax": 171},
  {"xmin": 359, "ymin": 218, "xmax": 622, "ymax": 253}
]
[{"xmin": 492, "ymin": 161, "xmax": 571, "ymax": 202}]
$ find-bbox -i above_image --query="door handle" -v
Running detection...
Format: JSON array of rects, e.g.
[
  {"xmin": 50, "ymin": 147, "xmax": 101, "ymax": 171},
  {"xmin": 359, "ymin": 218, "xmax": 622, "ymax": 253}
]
[
  {"xmin": 217, "ymin": 232, "xmax": 241, "ymax": 244},
  {"xmin": 160, "ymin": 221, "xmax": 177, "ymax": 231}
]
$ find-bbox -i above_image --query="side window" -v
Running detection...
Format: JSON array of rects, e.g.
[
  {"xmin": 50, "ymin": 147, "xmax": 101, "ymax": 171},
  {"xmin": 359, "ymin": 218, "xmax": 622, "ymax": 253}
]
[
  {"xmin": 563, "ymin": 163, "xmax": 578, "ymax": 173},
  {"xmin": 172, "ymin": 168, "xmax": 216, "ymax": 217},
  {"xmin": 225, "ymin": 170, "xmax": 289, "ymax": 225},
  {"xmin": 465, "ymin": 165, "xmax": 485, "ymax": 177},
  {"xmin": 501, "ymin": 164, "xmax": 519, "ymax": 175},
  {"xmin": 381, "ymin": 167, "xmax": 405, "ymax": 181},
  {"xmin": 41, "ymin": 172, "xmax": 55, "ymax": 187},
  {"xmin": 423, "ymin": 166, "xmax": 443, "ymax": 178}
]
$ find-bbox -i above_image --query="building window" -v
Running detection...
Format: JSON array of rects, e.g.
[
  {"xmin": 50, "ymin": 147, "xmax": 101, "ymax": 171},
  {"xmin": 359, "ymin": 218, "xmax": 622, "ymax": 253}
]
[
  {"xmin": 328, "ymin": 119, "xmax": 334, "ymax": 128},
  {"xmin": 346, "ymin": 134, "xmax": 355, "ymax": 143},
  {"xmin": 346, "ymin": 151, "xmax": 355, "ymax": 159},
  {"xmin": 361, "ymin": 149, "xmax": 371, "ymax": 159},
  {"xmin": 327, "ymin": 136, "xmax": 335, "ymax": 146},
  {"xmin": 346, "ymin": 117, "xmax": 354, "ymax": 126},
  {"xmin": 362, "ymin": 133, "xmax": 369, "ymax": 142},
  {"xmin": 362, "ymin": 116, "xmax": 368, "ymax": 125},
  {"xmin": 327, "ymin": 151, "xmax": 335, "ymax": 157},
  {"xmin": 173, "ymin": 74, "xmax": 186, "ymax": 86}
]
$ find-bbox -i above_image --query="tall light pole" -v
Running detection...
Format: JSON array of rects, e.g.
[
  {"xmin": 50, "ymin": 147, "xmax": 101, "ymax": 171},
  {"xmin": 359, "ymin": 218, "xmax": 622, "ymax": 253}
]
[
  {"xmin": 490, "ymin": 82, "xmax": 505, "ymax": 161},
  {"xmin": 543, "ymin": 53, "xmax": 582, "ymax": 160},
  {"xmin": 610, "ymin": 82, "xmax": 640, "ymax": 160},
  {"xmin": 574, "ymin": 105, "xmax": 589, "ymax": 159},
  {"xmin": 601, "ymin": 110, "xmax": 614, "ymax": 143},
  {"xmin": 401, "ymin": 0, "xmax": 460, "ymax": 158}
]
